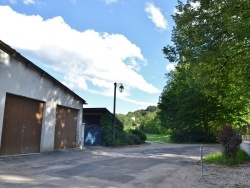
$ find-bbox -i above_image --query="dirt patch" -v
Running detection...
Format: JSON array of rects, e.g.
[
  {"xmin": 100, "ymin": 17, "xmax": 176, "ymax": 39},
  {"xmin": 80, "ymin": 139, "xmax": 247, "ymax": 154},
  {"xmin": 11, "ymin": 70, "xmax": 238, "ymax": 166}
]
[{"xmin": 158, "ymin": 162, "xmax": 250, "ymax": 188}]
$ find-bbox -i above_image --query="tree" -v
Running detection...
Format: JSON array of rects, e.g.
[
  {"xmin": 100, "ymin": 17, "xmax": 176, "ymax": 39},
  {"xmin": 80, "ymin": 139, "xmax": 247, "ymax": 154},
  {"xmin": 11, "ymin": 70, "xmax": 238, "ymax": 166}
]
[
  {"xmin": 117, "ymin": 114, "xmax": 134, "ymax": 131},
  {"xmin": 146, "ymin": 106, "xmax": 158, "ymax": 112},
  {"xmin": 159, "ymin": 0, "xmax": 250, "ymax": 142},
  {"xmin": 158, "ymin": 65, "xmax": 221, "ymax": 142},
  {"xmin": 118, "ymin": 106, "xmax": 165, "ymax": 134},
  {"xmin": 168, "ymin": 0, "xmax": 250, "ymax": 100}
]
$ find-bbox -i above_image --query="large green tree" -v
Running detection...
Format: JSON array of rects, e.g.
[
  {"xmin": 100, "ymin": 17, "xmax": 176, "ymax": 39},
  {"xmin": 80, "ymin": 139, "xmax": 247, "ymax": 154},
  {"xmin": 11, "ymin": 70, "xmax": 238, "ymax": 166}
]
[
  {"xmin": 164, "ymin": 0, "xmax": 250, "ymax": 98},
  {"xmin": 158, "ymin": 65, "xmax": 222, "ymax": 142},
  {"xmin": 159, "ymin": 0, "xmax": 250, "ymax": 142}
]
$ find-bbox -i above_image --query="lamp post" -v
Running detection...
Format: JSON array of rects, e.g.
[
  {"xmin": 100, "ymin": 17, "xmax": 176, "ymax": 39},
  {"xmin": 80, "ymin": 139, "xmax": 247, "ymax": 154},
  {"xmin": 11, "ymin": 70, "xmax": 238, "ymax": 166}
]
[{"xmin": 113, "ymin": 82, "xmax": 124, "ymax": 143}]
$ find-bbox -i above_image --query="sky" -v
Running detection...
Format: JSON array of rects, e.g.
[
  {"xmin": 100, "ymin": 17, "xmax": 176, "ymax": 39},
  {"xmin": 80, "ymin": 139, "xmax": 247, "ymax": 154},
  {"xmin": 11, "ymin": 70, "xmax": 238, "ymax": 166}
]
[{"xmin": 0, "ymin": 0, "xmax": 177, "ymax": 114}]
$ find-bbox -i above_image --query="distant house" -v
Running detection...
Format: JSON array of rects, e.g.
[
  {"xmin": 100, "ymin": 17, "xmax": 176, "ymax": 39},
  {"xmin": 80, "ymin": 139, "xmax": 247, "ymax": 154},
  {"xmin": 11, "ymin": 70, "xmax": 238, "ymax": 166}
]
[{"xmin": 0, "ymin": 40, "xmax": 87, "ymax": 155}]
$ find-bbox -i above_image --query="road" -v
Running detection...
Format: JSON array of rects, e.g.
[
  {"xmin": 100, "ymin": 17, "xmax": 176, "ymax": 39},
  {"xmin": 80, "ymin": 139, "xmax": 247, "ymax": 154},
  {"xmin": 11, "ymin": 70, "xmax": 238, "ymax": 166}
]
[{"xmin": 0, "ymin": 142, "xmax": 221, "ymax": 188}]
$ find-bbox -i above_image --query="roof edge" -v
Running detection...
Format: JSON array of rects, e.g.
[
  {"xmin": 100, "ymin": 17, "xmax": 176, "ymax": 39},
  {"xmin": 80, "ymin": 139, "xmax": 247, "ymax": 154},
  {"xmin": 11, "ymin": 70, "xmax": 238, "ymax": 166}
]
[{"xmin": 0, "ymin": 40, "xmax": 87, "ymax": 104}]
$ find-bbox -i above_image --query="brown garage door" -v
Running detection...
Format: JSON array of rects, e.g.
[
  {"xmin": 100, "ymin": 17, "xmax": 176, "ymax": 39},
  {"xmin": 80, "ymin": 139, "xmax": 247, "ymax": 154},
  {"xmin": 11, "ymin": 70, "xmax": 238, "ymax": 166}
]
[
  {"xmin": 0, "ymin": 94, "xmax": 44, "ymax": 155},
  {"xmin": 54, "ymin": 105, "xmax": 78, "ymax": 149}
]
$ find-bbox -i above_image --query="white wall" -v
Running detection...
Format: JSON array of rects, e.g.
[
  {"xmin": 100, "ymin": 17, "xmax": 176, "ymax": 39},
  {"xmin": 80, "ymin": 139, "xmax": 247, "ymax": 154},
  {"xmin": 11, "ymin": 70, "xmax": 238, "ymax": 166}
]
[
  {"xmin": 241, "ymin": 141, "xmax": 250, "ymax": 156},
  {"xmin": 0, "ymin": 49, "xmax": 84, "ymax": 152}
]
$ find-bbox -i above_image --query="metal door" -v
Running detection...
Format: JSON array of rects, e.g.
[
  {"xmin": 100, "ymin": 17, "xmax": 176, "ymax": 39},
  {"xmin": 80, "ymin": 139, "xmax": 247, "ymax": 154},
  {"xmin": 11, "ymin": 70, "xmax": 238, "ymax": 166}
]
[{"xmin": 84, "ymin": 123, "xmax": 103, "ymax": 146}]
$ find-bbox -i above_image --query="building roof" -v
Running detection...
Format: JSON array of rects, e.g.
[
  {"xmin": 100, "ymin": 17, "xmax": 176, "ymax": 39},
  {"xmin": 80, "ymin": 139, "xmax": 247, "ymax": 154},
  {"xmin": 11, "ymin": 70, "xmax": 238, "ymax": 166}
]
[
  {"xmin": 83, "ymin": 108, "xmax": 111, "ymax": 115},
  {"xmin": 0, "ymin": 40, "xmax": 87, "ymax": 104}
]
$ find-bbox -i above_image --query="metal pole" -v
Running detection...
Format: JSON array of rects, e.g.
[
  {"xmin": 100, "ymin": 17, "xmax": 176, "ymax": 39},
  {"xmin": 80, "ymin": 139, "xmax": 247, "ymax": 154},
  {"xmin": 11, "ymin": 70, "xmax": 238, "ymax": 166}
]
[
  {"xmin": 198, "ymin": 145, "xmax": 206, "ymax": 182},
  {"xmin": 113, "ymin": 82, "xmax": 117, "ymax": 143}
]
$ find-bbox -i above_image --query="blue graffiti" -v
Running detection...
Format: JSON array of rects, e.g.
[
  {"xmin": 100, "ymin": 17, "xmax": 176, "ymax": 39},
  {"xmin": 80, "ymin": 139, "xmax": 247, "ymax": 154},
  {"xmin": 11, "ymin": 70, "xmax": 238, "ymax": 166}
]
[{"xmin": 85, "ymin": 131, "xmax": 96, "ymax": 145}]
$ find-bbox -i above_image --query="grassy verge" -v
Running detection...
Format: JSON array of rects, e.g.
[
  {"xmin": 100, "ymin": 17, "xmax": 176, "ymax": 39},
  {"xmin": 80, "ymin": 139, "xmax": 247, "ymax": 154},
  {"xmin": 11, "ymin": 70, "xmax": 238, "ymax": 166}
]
[
  {"xmin": 146, "ymin": 134, "xmax": 170, "ymax": 142},
  {"xmin": 204, "ymin": 149, "xmax": 250, "ymax": 165}
]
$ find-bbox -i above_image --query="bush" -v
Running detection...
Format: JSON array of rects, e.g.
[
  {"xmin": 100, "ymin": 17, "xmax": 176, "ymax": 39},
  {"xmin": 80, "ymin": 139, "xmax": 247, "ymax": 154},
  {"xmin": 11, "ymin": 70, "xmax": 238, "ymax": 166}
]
[
  {"xmin": 217, "ymin": 124, "xmax": 242, "ymax": 158},
  {"xmin": 113, "ymin": 131, "xmax": 127, "ymax": 146},
  {"xmin": 129, "ymin": 129, "xmax": 147, "ymax": 143},
  {"xmin": 100, "ymin": 112, "xmax": 125, "ymax": 146},
  {"xmin": 126, "ymin": 132, "xmax": 142, "ymax": 145},
  {"xmin": 126, "ymin": 132, "xmax": 136, "ymax": 145}
]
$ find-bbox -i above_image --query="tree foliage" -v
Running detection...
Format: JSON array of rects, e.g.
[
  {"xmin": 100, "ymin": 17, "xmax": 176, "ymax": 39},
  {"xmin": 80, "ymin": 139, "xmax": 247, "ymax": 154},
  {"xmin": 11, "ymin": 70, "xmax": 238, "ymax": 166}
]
[
  {"xmin": 117, "ymin": 106, "xmax": 163, "ymax": 134},
  {"xmin": 158, "ymin": 0, "xmax": 250, "ymax": 142},
  {"xmin": 101, "ymin": 110, "xmax": 148, "ymax": 146},
  {"xmin": 100, "ymin": 112, "xmax": 125, "ymax": 146}
]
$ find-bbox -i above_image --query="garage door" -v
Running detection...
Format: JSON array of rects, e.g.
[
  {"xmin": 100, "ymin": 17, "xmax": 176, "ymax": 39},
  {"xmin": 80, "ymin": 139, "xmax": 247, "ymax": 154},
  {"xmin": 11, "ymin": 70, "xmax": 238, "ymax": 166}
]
[
  {"xmin": 54, "ymin": 105, "xmax": 78, "ymax": 149},
  {"xmin": 84, "ymin": 123, "xmax": 103, "ymax": 146},
  {"xmin": 0, "ymin": 94, "xmax": 44, "ymax": 155}
]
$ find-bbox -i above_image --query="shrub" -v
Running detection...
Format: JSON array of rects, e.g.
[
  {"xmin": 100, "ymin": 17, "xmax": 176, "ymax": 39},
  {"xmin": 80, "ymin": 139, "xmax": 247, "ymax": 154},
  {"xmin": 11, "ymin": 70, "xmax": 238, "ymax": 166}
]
[
  {"xmin": 126, "ymin": 132, "xmax": 142, "ymax": 145},
  {"xmin": 129, "ymin": 129, "xmax": 147, "ymax": 143},
  {"xmin": 113, "ymin": 131, "xmax": 127, "ymax": 146},
  {"xmin": 100, "ymin": 112, "xmax": 125, "ymax": 146},
  {"xmin": 217, "ymin": 124, "xmax": 242, "ymax": 158},
  {"xmin": 126, "ymin": 132, "xmax": 136, "ymax": 145}
]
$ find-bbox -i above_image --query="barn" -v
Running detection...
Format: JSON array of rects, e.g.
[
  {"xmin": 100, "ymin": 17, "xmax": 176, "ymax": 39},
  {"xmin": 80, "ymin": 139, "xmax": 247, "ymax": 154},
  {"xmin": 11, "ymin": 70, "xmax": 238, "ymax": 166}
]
[{"xmin": 0, "ymin": 40, "xmax": 87, "ymax": 155}]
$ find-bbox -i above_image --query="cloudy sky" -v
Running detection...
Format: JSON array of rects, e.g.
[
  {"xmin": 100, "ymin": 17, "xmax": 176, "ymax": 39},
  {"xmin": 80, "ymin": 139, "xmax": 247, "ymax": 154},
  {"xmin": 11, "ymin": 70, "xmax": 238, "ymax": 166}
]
[{"xmin": 0, "ymin": 0, "xmax": 176, "ymax": 114}]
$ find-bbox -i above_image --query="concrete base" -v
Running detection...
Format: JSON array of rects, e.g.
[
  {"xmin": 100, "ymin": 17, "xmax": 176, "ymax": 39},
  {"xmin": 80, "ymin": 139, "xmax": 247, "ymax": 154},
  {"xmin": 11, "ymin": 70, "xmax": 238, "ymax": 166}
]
[{"xmin": 240, "ymin": 141, "xmax": 250, "ymax": 156}]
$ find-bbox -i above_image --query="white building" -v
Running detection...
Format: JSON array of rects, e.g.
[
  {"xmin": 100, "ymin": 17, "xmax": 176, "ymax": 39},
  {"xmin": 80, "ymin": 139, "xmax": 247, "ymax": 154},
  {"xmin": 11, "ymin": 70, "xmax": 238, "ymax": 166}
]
[{"xmin": 0, "ymin": 40, "xmax": 87, "ymax": 155}]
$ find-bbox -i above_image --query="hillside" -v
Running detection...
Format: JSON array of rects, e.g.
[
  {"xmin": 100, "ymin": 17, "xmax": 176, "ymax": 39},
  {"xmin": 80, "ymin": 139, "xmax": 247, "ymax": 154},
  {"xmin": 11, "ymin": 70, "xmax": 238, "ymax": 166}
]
[{"xmin": 117, "ymin": 106, "xmax": 160, "ymax": 133}]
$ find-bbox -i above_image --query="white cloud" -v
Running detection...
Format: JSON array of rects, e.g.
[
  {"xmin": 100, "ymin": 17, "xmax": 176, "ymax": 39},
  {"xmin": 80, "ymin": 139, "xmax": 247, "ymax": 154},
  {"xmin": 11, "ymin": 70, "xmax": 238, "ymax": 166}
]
[
  {"xmin": 174, "ymin": 1, "xmax": 200, "ymax": 15},
  {"xmin": 174, "ymin": 8, "xmax": 182, "ymax": 15},
  {"xmin": 166, "ymin": 63, "xmax": 175, "ymax": 72},
  {"xmin": 145, "ymin": 2, "xmax": 168, "ymax": 30},
  {"xmin": 190, "ymin": 1, "xmax": 200, "ymax": 10},
  {"xmin": 8, "ymin": 0, "xmax": 16, "ymax": 4},
  {"xmin": 23, "ymin": 0, "xmax": 35, "ymax": 5},
  {"xmin": 102, "ymin": 0, "xmax": 117, "ymax": 5},
  {"xmin": 0, "ymin": 6, "xmax": 160, "ymax": 97},
  {"xmin": 122, "ymin": 97, "xmax": 157, "ymax": 111}
]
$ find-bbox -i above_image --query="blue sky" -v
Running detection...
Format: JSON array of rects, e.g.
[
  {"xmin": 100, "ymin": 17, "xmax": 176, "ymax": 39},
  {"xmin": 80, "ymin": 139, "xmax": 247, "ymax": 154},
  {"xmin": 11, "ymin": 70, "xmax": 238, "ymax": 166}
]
[{"xmin": 0, "ymin": 0, "xmax": 177, "ymax": 114}]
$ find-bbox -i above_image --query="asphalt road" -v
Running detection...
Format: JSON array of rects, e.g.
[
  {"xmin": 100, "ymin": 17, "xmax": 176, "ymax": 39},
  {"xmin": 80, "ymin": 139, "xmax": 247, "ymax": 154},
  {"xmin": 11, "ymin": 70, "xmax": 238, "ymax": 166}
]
[{"xmin": 0, "ymin": 142, "xmax": 221, "ymax": 188}]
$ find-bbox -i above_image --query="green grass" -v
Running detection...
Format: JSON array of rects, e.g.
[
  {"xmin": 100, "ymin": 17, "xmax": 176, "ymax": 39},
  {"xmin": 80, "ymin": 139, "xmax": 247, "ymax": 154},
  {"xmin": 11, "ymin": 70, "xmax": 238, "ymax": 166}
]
[
  {"xmin": 146, "ymin": 134, "xmax": 170, "ymax": 142},
  {"xmin": 204, "ymin": 149, "xmax": 250, "ymax": 166}
]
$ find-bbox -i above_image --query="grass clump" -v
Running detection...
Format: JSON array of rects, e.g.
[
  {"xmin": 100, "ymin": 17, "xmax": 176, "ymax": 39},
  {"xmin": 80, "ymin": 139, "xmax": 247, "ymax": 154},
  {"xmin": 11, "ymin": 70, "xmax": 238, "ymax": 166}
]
[
  {"xmin": 204, "ymin": 149, "xmax": 250, "ymax": 165},
  {"xmin": 146, "ymin": 134, "xmax": 170, "ymax": 142}
]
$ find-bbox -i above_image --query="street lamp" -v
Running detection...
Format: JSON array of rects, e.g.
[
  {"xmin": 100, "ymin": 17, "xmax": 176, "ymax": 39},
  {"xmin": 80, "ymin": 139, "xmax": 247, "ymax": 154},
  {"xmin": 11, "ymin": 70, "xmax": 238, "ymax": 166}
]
[{"xmin": 113, "ymin": 82, "xmax": 124, "ymax": 143}]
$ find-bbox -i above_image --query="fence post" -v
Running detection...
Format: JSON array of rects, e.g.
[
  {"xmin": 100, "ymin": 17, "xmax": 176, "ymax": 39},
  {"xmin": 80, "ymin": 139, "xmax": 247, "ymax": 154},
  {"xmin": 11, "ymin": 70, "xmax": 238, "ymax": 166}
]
[{"xmin": 198, "ymin": 145, "xmax": 207, "ymax": 182}]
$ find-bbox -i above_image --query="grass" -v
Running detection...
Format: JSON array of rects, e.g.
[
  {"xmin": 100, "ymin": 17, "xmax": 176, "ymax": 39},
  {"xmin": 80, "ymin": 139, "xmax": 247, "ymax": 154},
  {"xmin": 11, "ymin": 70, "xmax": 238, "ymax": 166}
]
[
  {"xmin": 146, "ymin": 134, "xmax": 170, "ymax": 142},
  {"xmin": 204, "ymin": 149, "xmax": 250, "ymax": 165}
]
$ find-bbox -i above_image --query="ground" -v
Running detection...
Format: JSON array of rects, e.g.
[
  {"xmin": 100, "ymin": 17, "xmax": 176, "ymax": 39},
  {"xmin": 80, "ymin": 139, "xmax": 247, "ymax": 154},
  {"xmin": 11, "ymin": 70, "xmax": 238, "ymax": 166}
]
[{"xmin": 0, "ymin": 142, "xmax": 249, "ymax": 188}]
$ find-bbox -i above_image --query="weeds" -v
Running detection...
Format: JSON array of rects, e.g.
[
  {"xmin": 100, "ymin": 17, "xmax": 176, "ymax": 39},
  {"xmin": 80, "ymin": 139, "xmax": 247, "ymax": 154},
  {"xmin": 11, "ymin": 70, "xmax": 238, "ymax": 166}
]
[{"xmin": 204, "ymin": 149, "xmax": 250, "ymax": 165}]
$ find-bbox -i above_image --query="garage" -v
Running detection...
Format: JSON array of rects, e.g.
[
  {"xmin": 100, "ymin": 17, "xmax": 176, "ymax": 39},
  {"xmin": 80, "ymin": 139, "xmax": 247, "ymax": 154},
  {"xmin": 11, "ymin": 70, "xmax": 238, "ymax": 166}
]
[
  {"xmin": 84, "ymin": 118, "xmax": 103, "ymax": 146},
  {"xmin": 82, "ymin": 108, "xmax": 110, "ymax": 146},
  {"xmin": 0, "ymin": 40, "xmax": 86, "ymax": 155},
  {"xmin": 54, "ymin": 105, "xmax": 78, "ymax": 149},
  {"xmin": 0, "ymin": 93, "xmax": 44, "ymax": 155}
]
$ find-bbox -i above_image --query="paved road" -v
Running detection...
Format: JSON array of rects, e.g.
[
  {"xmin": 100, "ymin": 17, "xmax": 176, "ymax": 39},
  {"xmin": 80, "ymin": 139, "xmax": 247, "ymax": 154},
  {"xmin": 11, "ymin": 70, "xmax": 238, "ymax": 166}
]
[{"xmin": 0, "ymin": 142, "xmax": 221, "ymax": 188}]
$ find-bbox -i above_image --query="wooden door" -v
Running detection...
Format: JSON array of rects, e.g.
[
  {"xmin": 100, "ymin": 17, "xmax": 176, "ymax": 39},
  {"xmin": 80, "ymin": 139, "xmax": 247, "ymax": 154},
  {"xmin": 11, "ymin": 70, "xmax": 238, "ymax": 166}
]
[
  {"xmin": 0, "ymin": 94, "xmax": 44, "ymax": 155},
  {"xmin": 54, "ymin": 106, "xmax": 78, "ymax": 149}
]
